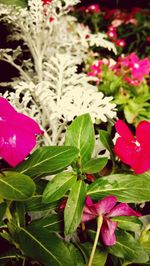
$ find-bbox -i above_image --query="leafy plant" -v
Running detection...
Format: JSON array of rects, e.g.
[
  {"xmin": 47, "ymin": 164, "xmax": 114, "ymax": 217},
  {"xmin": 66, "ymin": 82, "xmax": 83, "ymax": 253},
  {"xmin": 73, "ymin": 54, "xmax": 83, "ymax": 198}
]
[{"xmin": 0, "ymin": 113, "xmax": 149, "ymax": 266}]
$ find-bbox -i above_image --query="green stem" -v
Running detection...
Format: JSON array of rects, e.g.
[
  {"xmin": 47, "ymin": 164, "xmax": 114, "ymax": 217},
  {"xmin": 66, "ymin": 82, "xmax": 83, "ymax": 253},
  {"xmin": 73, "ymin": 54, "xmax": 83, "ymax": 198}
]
[{"xmin": 88, "ymin": 215, "xmax": 103, "ymax": 266}]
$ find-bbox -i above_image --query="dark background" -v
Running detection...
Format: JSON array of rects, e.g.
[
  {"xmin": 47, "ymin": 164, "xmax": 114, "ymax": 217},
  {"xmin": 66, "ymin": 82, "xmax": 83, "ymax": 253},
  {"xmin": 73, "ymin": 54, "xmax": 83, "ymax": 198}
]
[{"xmin": 80, "ymin": 0, "xmax": 150, "ymax": 9}]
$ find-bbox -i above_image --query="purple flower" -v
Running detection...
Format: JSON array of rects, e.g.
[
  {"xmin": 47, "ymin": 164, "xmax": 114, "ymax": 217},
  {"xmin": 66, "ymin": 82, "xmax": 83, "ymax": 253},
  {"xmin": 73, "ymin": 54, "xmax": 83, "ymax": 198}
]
[
  {"xmin": 0, "ymin": 97, "xmax": 44, "ymax": 167},
  {"xmin": 82, "ymin": 195, "xmax": 141, "ymax": 246}
]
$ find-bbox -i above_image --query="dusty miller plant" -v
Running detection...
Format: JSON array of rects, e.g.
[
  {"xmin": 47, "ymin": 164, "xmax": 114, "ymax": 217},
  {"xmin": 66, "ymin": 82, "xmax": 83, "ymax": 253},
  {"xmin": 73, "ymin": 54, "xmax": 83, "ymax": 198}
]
[{"xmin": 0, "ymin": 0, "xmax": 116, "ymax": 145}]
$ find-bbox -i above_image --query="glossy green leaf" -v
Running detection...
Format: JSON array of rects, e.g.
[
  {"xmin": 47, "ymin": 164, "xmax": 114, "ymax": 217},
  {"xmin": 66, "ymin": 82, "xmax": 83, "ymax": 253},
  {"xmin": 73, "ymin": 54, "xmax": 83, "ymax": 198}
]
[
  {"xmin": 15, "ymin": 146, "xmax": 79, "ymax": 179},
  {"xmin": 87, "ymin": 172, "xmax": 150, "ymax": 203},
  {"xmin": 82, "ymin": 158, "xmax": 108, "ymax": 174},
  {"xmin": 43, "ymin": 172, "xmax": 77, "ymax": 203},
  {"xmin": 31, "ymin": 214, "xmax": 63, "ymax": 233},
  {"xmin": 0, "ymin": 172, "xmax": 35, "ymax": 201},
  {"xmin": 64, "ymin": 180, "xmax": 86, "ymax": 235},
  {"xmin": 25, "ymin": 195, "xmax": 57, "ymax": 212},
  {"xmin": 15, "ymin": 225, "xmax": 75, "ymax": 266},
  {"xmin": 99, "ymin": 129, "xmax": 114, "ymax": 153},
  {"xmin": 65, "ymin": 114, "xmax": 95, "ymax": 165},
  {"xmin": 112, "ymin": 216, "xmax": 143, "ymax": 232},
  {"xmin": 109, "ymin": 230, "xmax": 149, "ymax": 264}
]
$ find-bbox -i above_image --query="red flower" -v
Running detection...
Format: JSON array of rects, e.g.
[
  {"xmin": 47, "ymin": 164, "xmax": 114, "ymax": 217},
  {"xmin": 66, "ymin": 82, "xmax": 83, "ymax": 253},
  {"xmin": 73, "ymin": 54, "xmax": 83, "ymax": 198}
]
[
  {"xmin": 114, "ymin": 120, "xmax": 150, "ymax": 174},
  {"xmin": 115, "ymin": 39, "xmax": 126, "ymax": 47},
  {"xmin": 42, "ymin": 0, "xmax": 52, "ymax": 4},
  {"xmin": 107, "ymin": 30, "xmax": 117, "ymax": 40},
  {"xmin": 82, "ymin": 195, "xmax": 141, "ymax": 246},
  {"xmin": 86, "ymin": 4, "xmax": 100, "ymax": 13},
  {"xmin": 0, "ymin": 97, "xmax": 44, "ymax": 167}
]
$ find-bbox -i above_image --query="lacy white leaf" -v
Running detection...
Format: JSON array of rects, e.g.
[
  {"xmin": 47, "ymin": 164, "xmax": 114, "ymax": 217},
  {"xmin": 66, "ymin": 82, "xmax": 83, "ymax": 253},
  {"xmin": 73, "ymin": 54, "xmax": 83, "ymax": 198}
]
[{"xmin": 89, "ymin": 33, "xmax": 117, "ymax": 54}]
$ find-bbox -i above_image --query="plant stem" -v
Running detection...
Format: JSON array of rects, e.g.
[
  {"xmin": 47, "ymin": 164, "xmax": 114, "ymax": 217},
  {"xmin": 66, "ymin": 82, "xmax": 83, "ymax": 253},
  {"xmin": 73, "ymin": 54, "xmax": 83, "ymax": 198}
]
[{"xmin": 88, "ymin": 215, "xmax": 103, "ymax": 266}]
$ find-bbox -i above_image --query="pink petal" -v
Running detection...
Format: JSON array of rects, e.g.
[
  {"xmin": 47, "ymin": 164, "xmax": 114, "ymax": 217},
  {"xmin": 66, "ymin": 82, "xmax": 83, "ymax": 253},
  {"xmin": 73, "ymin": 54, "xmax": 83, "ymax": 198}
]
[
  {"xmin": 94, "ymin": 195, "xmax": 117, "ymax": 216},
  {"xmin": 115, "ymin": 120, "xmax": 134, "ymax": 141},
  {"xmin": 101, "ymin": 217, "xmax": 118, "ymax": 246},
  {"xmin": 136, "ymin": 121, "xmax": 150, "ymax": 148},
  {"xmin": 114, "ymin": 137, "xmax": 136, "ymax": 166},
  {"xmin": 82, "ymin": 212, "xmax": 96, "ymax": 223},
  {"xmin": 131, "ymin": 154, "xmax": 150, "ymax": 174},
  {"xmin": 0, "ymin": 98, "xmax": 43, "ymax": 167},
  {"xmin": 85, "ymin": 196, "xmax": 94, "ymax": 206},
  {"xmin": 0, "ymin": 122, "xmax": 37, "ymax": 167},
  {"xmin": 82, "ymin": 196, "xmax": 97, "ymax": 223},
  {"xmin": 16, "ymin": 113, "xmax": 44, "ymax": 135},
  {"xmin": 0, "ymin": 97, "xmax": 16, "ymax": 118},
  {"xmin": 108, "ymin": 203, "xmax": 141, "ymax": 217}
]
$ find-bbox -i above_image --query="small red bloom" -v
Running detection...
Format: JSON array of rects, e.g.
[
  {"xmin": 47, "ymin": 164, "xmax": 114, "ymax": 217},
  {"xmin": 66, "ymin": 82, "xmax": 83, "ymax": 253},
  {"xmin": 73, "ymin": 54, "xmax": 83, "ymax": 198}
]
[
  {"xmin": 0, "ymin": 97, "xmax": 44, "ymax": 167},
  {"xmin": 85, "ymin": 174, "xmax": 95, "ymax": 182},
  {"xmin": 86, "ymin": 4, "xmax": 100, "ymax": 13},
  {"xmin": 115, "ymin": 39, "xmax": 126, "ymax": 47},
  {"xmin": 114, "ymin": 120, "xmax": 150, "ymax": 174},
  {"xmin": 42, "ymin": 0, "xmax": 52, "ymax": 4},
  {"xmin": 82, "ymin": 195, "xmax": 141, "ymax": 246},
  {"xmin": 107, "ymin": 25, "xmax": 116, "ymax": 32},
  {"xmin": 107, "ymin": 30, "xmax": 117, "ymax": 40}
]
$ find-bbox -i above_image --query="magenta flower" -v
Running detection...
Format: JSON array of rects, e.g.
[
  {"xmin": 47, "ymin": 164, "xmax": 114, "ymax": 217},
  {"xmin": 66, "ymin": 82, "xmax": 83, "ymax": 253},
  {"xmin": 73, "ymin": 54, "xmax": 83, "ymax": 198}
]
[
  {"xmin": 114, "ymin": 119, "xmax": 150, "ymax": 174},
  {"xmin": 0, "ymin": 97, "xmax": 44, "ymax": 167},
  {"xmin": 82, "ymin": 195, "xmax": 141, "ymax": 246},
  {"xmin": 88, "ymin": 60, "xmax": 103, "ymax": 77},
  {"xmin": 119, "ymin": 53, "xmax": 150, "ymax": 82}
]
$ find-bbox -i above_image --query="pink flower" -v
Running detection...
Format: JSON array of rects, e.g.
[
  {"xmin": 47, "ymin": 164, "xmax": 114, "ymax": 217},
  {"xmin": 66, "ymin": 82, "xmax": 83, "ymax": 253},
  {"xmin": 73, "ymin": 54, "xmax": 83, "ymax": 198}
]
[
  {"xmin": 86, "ymin": 4, "xmax": 100, "ymax": 13},
  {"xmin": 0, "ymin": 97, "xmax": 44, "ymax": 167},
  {"xmin": 114, "ymin": 120, "xmax": 150, "ymax": 174},
  {"xmin": 82, "ymin": 195, "xmax": 141, "ymax": 246},
  {"xmin": 88, "ymin": 60, "xmax": 103, "ymax": 77},
  {"xmin": 112, "ymin": 53, "xmax": 150, "ymax": 85}
]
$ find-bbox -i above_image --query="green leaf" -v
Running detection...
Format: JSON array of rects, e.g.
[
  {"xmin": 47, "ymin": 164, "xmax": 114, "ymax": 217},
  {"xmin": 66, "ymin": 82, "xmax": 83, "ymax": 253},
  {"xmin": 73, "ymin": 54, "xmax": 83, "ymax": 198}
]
[
  {"xmin": 111, "ymin": 216, "xmax": 143, "ymax": 232},
  {"xmin": 65, "ymin": 114, "xmax": 95, "ymax": 165},
  {"xmin": 99, "ymin": 130, "xmax": 114, "ymax": 154},
  {"xmin": 0, "ymin": 0, "xmax": 27, "ymax": 7},
  {"xmin": 43, "ymin": 172, "xmax": 77, "ymax": 203},
  {"xmin": 25, "ymin": 195, "xmax": 57, "ymax": 212},
  {"xmin": 0, "ymin": 202, "xmax": 7, "ymax": 222},
  {"xmin": 80, "ymin": 243, "xmax": 107, "ymax": 266},
  {"xmin": 109, "ymin": 230, "xmax": 149, "ymax": 264},
  {"xmin": 64, "ymin": 180, "xmax": 86, "ymax": 235},
  {"xmin": 15, "ymin": 146, "xmax": 79, "ymax": 179},
  {"xmin": 140, "ymin": 230, "xmax": 150, "ymax": 252},
  {"xmin": 0, "ymin": 172, "xmax": 35, "ymax": 201},
  {"xmin": 82, "ymin": 158, "xmax": 108, "ymax": 174},
  {"xmin": 31, "ymin": 214, "xmax": 63, "ymax": 233},
  {"xmin": 68, "ymin": 244, "xmax": 85, "ymax": 266},
  {"xmin": 15, "ymin": 225, "xmax": 75, "ymax": 266},
  {"xmin": 87, "ymin": 172, "xmax": 150, "ymax": 203}
]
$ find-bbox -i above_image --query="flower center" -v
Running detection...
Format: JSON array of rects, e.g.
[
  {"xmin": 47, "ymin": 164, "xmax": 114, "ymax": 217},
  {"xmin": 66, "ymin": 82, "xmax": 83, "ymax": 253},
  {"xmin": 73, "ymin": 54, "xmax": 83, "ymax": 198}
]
[{"xmin": 134, "ymin": 63, "xmax": 139, "ymax": 69}]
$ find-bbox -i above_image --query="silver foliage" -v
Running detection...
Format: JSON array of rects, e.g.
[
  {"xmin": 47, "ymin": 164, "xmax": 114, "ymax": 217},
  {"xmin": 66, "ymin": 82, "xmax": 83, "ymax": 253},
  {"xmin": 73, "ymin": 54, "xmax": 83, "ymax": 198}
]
[{"xmin": 0, "ymin": 0, "xmax": 116, "ymax": 145}]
